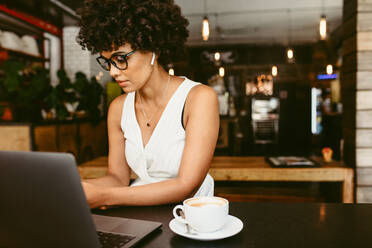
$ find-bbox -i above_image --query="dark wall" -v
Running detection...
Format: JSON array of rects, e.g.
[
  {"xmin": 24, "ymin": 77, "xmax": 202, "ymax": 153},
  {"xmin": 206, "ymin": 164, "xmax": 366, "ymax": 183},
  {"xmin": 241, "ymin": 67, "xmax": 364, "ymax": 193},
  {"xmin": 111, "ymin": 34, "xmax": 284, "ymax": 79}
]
[
  {"xmin": 176, "ymin": 44, "xmax": 314, "ymax": 156},
  {"xmin": 278, "ymin": 83, "xmax": 311, "ymax": 156}
]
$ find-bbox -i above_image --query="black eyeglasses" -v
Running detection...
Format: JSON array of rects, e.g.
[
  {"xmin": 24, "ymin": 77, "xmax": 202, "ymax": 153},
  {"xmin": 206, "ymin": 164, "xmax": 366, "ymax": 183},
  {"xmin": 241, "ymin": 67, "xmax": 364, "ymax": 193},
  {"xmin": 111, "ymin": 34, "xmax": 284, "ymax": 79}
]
[{"xmin": 96, "ymin": 50, "xmax": 136, "ymax": 71}]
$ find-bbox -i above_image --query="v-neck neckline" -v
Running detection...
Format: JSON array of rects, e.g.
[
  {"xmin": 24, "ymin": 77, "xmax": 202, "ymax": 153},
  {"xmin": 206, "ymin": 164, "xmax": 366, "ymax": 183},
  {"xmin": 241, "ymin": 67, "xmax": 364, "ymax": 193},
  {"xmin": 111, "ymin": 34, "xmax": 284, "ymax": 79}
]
[{"xmin": 134, "ymin": 78, "xmax": 186, "ymax": 151}]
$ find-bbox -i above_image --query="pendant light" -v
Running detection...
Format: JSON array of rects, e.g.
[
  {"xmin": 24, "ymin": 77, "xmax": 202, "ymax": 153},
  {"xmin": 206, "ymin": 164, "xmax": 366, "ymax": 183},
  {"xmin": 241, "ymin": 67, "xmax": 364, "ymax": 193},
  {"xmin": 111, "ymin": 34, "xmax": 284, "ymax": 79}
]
[
  {"xmin": 202, "ymin": 0, "xmax": 209, "ymax": 41},
  {"xmin": 319, "ymin": 15, "xmax": 327, "ymax": 40},
  {"xmin": 272, "ymin": 65, "xmax": 278, "ymax": 77},
  {"xmin": 326, "ymin": 64, "xmax": 333, "ymax": 75},
  {"xmin": 219, "ymin": 66, "xmax": 225, "ymax": 77},
  {"xmin": 287, "ymin": 48, "xmax": 294, "ymax": 60},
  {"xmin": 319, "ymin": 0, "xmax": 327, "ymax": 40},
  {"xmin": 286, "ymin": 9, "xmax": 294, "ymax": 63},
  {"xmin": 214, "ymin": 52, "xmax": 221, "ymax": 61},
  {"xmin": 202, "ymin": 17, "xmax": 210, "ymax": 41}
]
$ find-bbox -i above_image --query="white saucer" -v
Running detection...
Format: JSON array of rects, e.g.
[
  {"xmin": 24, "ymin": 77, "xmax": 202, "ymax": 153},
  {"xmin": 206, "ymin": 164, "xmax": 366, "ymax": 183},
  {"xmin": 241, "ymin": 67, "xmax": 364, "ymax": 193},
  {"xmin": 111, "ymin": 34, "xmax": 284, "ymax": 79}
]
[{"xmin": 169, "ymin": 215, "xmax": 243, "ymax": 241}]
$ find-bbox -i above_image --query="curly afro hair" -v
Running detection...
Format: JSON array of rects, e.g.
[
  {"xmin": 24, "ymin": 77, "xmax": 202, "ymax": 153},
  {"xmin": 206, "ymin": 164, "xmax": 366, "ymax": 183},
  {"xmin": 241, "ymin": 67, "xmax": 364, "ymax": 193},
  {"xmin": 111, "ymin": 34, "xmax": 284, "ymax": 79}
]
[{"xmin": 76, "ymin": 0, "xmax": 189, "ymax": 66}]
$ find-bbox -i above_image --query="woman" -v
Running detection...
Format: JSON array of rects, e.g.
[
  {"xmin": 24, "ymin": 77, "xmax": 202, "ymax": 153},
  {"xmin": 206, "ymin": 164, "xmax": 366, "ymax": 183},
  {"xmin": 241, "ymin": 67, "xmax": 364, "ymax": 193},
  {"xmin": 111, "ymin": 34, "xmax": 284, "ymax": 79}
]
[{"xmin": 77, "ymin": 0, "xmax": 219, "ymax": 208}]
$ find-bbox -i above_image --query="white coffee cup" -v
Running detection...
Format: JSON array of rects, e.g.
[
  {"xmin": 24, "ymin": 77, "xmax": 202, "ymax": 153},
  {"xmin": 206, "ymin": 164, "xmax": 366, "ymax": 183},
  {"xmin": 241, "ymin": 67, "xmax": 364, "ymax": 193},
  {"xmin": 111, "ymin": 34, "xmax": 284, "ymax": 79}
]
[{"xmin": 172, "ymin": 196, "xmax": 229, "ymax": 233}]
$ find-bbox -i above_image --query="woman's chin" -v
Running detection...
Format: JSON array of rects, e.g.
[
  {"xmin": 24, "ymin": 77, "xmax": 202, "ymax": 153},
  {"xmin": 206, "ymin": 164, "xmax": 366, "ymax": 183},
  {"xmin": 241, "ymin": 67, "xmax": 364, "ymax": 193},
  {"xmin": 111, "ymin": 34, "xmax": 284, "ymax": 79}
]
[
  {"xmin": 121, "ymin": 87, "xmax": 134, "ymax": 93},
  {"xmin": 118, "ymin": 83, "xmax": 134, "ymax": 93}
]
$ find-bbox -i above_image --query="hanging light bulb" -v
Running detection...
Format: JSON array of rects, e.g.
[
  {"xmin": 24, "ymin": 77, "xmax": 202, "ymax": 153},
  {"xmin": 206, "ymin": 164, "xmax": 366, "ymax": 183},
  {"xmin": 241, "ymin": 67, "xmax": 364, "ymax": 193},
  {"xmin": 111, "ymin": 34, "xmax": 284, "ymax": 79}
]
[
  {"xmin": 202, "ymin": 16, "xmax": 210, "ymax": 41},
  {"xmin": 319, "ymin": 15, "xmax": 327, "ymax": 40},
  {"xmin": 272, "ymin": 65, "xmax": 278, "ymax": 77},
  {"xmin": 326, "ymin": 64, "xmax": 333, "ymax": 75},
  {"xmin": 287, "ymin": 48, "xmax": 294, "ymax": 60},
  {"xmin": 219, "ymin": 66, "xmax": 225, "ymax": 77},
  {"xmin": 286, "ymin": 9, "xmax": 294, "ymax": 62},
  {"xmin": 214, "ymin": 52, "xmax": 221, "ymax": 61},
  {"xmin": 168, "ymin": 68, "xmax": 174, "ymax": 76}
]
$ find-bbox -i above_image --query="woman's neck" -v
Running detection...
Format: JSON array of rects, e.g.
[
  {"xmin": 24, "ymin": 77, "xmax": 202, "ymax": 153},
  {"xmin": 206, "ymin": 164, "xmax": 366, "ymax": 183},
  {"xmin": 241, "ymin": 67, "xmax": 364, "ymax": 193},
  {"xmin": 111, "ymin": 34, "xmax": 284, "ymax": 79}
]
[{"xmin": 137, "ymin": 66, "xmax": 170, "ymax": 107}]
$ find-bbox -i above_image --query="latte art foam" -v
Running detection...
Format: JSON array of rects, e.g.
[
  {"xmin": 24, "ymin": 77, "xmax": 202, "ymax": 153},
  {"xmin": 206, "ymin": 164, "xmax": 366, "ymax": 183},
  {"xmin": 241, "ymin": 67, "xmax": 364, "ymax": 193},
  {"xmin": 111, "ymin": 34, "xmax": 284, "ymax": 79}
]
[{"xmin": 185, "ymin": 198, "xmax": 226, "ymax": 207}]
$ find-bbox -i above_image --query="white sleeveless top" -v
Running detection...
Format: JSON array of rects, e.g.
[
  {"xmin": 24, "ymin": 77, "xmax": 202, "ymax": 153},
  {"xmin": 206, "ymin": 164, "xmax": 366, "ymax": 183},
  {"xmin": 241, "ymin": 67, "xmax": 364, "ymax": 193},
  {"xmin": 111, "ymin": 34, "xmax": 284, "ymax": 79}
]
[{"xmin": 121, "ymin": 77, "xmax": 214, "ymax": 197}]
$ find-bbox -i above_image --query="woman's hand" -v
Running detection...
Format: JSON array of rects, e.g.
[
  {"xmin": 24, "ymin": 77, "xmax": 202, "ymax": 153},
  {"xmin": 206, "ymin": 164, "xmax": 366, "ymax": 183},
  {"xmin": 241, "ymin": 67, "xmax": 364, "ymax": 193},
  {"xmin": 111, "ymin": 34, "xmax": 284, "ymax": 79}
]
[{"xmin": 81, "ymin": 181, "xmax": 106, "ymax": 209}]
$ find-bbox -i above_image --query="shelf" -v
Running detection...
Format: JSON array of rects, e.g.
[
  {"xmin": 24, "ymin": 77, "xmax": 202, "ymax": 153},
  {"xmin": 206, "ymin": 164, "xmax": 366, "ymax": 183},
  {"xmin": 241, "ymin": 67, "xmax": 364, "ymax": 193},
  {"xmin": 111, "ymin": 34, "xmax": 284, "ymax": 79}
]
[
  {"xmin": 0, "ymin": 46, "xmax": 47, "ymax": 61},
  {"xmin": 0, "ymin": 11, "xmax": 43, "ymax": 37}
]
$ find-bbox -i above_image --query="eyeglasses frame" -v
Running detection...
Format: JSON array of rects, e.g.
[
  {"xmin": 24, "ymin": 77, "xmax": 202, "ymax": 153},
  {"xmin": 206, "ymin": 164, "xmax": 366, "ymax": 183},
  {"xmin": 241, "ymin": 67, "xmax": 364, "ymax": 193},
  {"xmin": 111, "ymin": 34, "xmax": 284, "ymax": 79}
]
[{"xmin": 96, "ymin": 50, "xmax": 136, "ymax": 71}]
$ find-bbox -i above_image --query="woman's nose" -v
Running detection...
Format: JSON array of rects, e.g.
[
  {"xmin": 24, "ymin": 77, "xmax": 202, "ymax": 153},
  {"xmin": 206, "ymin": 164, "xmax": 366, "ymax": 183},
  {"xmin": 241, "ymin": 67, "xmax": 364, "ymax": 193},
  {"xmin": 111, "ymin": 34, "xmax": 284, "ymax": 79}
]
[{"xmin": 109, "ymin": 64, "xmax": 121, "ymax": 78}]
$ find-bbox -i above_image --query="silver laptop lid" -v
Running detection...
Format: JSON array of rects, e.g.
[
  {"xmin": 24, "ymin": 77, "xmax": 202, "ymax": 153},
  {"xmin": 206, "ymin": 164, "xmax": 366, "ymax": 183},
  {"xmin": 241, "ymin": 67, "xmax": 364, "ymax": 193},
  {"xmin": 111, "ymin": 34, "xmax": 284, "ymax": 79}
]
[{"xmin": 0, "ymin": 151, "xmax": 100, "ymax": 248}]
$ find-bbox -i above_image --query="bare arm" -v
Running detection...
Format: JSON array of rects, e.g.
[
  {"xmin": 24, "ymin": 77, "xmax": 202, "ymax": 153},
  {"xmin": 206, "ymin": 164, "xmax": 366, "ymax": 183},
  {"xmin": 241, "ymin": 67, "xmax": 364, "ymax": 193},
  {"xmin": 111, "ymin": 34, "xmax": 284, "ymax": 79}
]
[
  {"xmin": 94, "ymin": 85, "xmax": 220, "ymax": 207},
  {"xmin": 84, "ymin": 94, "xmax": 131, "ymax": 187}
]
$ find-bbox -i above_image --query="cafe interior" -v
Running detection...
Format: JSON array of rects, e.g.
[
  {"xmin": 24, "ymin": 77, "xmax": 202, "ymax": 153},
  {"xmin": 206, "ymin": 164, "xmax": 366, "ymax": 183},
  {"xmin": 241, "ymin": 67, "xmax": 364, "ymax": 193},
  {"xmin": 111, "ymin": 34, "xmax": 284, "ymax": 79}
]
[
  {"xmin": 0, "ymin": 0, "xmax": 363, "ymax": 201},
  {"xmin": 1, "ymin": 0, "xmax": 372, "ymax": 246}
]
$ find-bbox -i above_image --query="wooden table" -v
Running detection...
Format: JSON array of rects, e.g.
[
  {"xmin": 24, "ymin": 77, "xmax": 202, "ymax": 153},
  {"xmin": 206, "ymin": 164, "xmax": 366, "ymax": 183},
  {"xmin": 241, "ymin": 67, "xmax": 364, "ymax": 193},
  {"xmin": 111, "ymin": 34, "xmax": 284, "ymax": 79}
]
[
  {"xmin": 93, "ymin": 202, "xmax": 372, "ymax": 248},
  {"xmin": 78, "ymin": 156, "xmax": 354, "ymax": 203}
]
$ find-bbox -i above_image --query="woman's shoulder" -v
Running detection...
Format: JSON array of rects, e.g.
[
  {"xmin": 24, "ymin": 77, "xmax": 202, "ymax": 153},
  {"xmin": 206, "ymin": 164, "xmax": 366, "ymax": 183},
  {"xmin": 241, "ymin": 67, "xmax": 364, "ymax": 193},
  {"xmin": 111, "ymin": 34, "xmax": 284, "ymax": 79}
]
[
  {"xmin": 182, "ymin": 79, "xmax": 219, "ymax": 129},
  {"xmin": 110, "ymin": 93, "xmax": 127, "ymax": 108},
  {"xmin": 187, "ymin": 82, "xmax": 217, "ymax": 103},
  {"xmin": 184, "ymin": 80, "xmax": 218, "ymax": 115},
  {"xmin": 108, "ymin": 93, "xmax": 128, "ymax": 118}
]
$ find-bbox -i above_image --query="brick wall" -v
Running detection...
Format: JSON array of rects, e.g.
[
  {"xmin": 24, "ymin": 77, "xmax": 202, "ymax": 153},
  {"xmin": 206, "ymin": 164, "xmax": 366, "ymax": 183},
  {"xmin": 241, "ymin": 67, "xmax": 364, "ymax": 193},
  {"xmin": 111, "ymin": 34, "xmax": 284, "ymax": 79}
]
[
  {"xmin": 342, "ymin": 0, "xmax": 372, "ymax": 202},
  {"xmin": 62, "ymin": 26, "xmax": 111, "ymax": 85}
]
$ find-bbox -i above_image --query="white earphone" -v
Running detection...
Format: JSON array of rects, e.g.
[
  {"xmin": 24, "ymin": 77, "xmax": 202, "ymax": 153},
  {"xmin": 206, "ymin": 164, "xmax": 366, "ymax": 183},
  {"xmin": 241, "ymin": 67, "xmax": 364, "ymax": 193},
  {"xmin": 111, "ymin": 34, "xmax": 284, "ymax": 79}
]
[{"xmin": 150, "ymin": 52, "xmax": 156, "ymax": 65}]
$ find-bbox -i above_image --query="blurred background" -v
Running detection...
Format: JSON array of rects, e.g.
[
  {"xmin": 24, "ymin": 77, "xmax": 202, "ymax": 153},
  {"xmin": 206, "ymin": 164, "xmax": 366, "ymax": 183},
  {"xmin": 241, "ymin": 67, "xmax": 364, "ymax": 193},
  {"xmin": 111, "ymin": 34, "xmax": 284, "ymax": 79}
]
[{"xmin": 1, "ymin": 0, "xmax": 371, "ymax": 203}]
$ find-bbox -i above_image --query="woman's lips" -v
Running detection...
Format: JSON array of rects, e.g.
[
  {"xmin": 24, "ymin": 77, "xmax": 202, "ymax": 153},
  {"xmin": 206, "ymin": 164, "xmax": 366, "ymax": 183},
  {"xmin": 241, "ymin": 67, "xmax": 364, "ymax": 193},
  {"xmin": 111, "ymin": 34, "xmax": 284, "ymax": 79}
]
[{"xmin": 117, "ymin": 80, "xmax": 129, "ymax": 87}]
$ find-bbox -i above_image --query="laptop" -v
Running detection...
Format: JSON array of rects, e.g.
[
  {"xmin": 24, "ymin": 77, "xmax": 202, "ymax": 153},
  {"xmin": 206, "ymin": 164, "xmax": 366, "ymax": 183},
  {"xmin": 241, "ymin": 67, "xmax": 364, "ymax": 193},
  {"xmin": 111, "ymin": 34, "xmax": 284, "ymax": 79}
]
[{"xmin": 0, "ymin": 151, "xmax": 162, "ymax": 248}]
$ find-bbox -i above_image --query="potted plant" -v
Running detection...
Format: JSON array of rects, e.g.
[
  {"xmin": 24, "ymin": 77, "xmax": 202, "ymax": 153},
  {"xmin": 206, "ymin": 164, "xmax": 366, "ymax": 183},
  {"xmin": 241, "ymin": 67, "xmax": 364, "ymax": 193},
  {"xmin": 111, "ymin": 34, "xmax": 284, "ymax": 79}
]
[
  {"xmin": 44, "ymin": 69, "xmax": 77, "ymax": 121},
  {"xmin": 44, "ymin": 70, "xmax": 104, "ymax": 122},
  {"xmin": 73, "ymin": 71, "xmax": 103, "ymax": 122},
  {"xmin": 0, "ymin": 60, "xmax": 55, "ymax": 122}
]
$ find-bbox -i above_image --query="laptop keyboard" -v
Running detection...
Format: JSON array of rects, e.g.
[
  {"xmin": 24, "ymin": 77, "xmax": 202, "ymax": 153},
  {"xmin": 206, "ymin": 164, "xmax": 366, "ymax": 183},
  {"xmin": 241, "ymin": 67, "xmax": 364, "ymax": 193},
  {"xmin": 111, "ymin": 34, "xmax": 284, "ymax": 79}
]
[{"xmin": 97, "ymin": 231, "xmax": 136, "ymax": 248}]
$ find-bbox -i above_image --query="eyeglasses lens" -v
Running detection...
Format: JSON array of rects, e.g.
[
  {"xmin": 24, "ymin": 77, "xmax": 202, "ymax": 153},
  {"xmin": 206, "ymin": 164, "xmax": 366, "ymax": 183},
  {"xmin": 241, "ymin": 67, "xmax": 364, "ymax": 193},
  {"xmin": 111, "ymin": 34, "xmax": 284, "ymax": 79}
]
[
  {"xmin": 111, "ymin": 55, "xmax": 128, "ymax": 70},
  {"xmin": 97, "ymin": 57, "xmax": 110, "ymax": 71}
]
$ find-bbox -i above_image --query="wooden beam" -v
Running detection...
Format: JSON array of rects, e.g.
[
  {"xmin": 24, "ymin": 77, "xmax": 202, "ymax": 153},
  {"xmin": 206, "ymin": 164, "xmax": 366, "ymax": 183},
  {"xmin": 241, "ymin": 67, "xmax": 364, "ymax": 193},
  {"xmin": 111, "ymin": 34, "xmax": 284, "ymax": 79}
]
[
  {"xmin": 343, "ymin": 15, "xmax": 356, "ymax": 39},
  {"xmin": 343, "ymin": 35, "xmax": 356, "ymax": 56},
  {"xmin": 343, "ymin": 168, "xmax": 355, "ymax": 203},
  {"xmin": 341, "ymin": 71, "xmax": 356, "ymax": 91},
  {"xmin": 344, "ymin": 0, "xmax": 357, "ymax": 21},
  {"xmin": 342, "ymin": 52, "xmax": 357, "ymax": 73}
]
